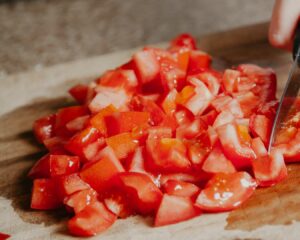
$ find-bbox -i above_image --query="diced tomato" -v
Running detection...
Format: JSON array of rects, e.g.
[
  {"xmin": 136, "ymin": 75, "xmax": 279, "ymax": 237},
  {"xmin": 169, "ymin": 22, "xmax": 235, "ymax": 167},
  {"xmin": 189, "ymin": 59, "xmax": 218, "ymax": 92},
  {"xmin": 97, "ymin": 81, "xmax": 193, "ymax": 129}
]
[
  {"xmin": 159, "ymin": 172, "xmax": 211, "ymax": 185},
  {"xmin": 80, "ymin": 156, "xmax": 124, "ymax": 193},
  {"xmin": 31, "ymin": 178, "xmax": 61, "ymax": 210},
  {"xmin": 154, "ymin": 194, "xmax": 201, "ymax": 227},
  {"xmin": 251, "ymin": 138, "xmax": 287, "ymax": 187},
  {"xmin": 90, "ymin": 105, "xmax": 117, "ymax": 136},
  {"xmin": 249, "ymin": 114, "xmax": 272, "ymax": 146},
  {"xmin": 162, "ymin": 180, "xmax": 200, "ymax": 198},
  {"xmin": 146, "ymin": 137, "xmax": 192, "ymax": 173},
  {"xmin": 33, "ymin": 114, "xmax": 56, "ymax": 143},
  {"xmin": 105, "ymin": 111, "xmax": 150, "ymax": 136},
  {"xmin": 172, "ymin": 47, "xmax": 190, "ymax": 72},
  {"xmin": 196, "ymin": 172, "xmax": 256, "ymax": 212},
  {"xmin": 68, "ymin": 201, "xmax": 116, "ymax": 237},
  {"xmin": 161, "ymin": 89, "xmax": 178, "ymax": 115},
  {"xmin": 43, "ymin": 136, "xmax": 68, "ymax": 153},
  {"xmin": 233, "ymin": 92, "xmax": 260, "ymax": 117},
  {"xmin": 276, "ymin": 129, "xmax": 300, "ymax": 162},
  {"xmin": 217, "ymin": 123, "xmax": 255, "ymax": 169},
  {"xmin": 195, "ymin": 72, "xmax": 220, "ymax": 96},
  {"xmin": 133, "ymin": 49, "xmax": 161, "ymax": 92},
  {"xmin": 128, "ymin": 147, "xmax": 147, "ymax": 173},
  {"xmin": 69, "ymin": 84, "xmax": 89, "ymax": 104},
  {"xmin": 176, "ymin": 118, "xmax": 207, "ymax": 139},
  {"xmin": 98, "ymin": 69, "xmax": 138, "ymax": 90},
  {"xmin": 199, "ymin": 109, "xmax": 218, "ymax": 126},
  {"xmin": 202, "ymin": 143, "xmax": 236, "ymax": 174},
  {"xmin": 187, "ymin": 141, "xmax": 210, "ymax": 170},
  {"xmin": 211, "ymin": 96, "xmax": 243, "ymax": 118},
  {"xmin": 223, "ymin": 69, "xmax": 239, "ymax": 93},
  {"xmin": 58, "ymin": 173, "xmax": 90, "ymax": 198},
  {"xmin": 147, "ymin": 126, "xmax": 173, "ymax": 139},
  {"xmin": 64, "ymin": 127, "xmax": 102, "ymax": 161},
  {"xmin": 117, "ymin": 172, "xmax": 163, "ymax": 215},
  {"xmin": 212, "ymin": 111, "xmax": 235, "ymax": 129},
  {"xmin": 207, "ymin": 126, "xmax": 218, "ymax": 146},
  {"xmin": 28, "ymin": 154, "xmax": 80, "ymax": 178},
  {"xmin": 89, "ymin": 86, "xmax": 130, "ymax": 113},
  {"xmin": 188, "ymin": 50, "xmax": 211, "ymax": 74},
  {"xmin": 170, "ymin": 33, "xmax": 197, "ymax": 50},
  {"xmin": 106, "ymin": 133, "xmax": 138, "ymax": 159},
  {"xmin": 103, "ymin": 192, "xmax": 134, "ymax": 218},
  {"xmin": 275, "ymin": 126, "xmax": 297, "ymax": 145},
  {"xmin": 66, "ymin": 115, "xmax": 89, "ymax": 133},
  {"xmin": 257, "ymin": 100, "xmax": 278, "ymax": 120},
  {"xmin": 55, "ymin": 106, "xmax": 89, "ymax": 137},
  {"xmin": 64, "ymin": 188, "xmax": 98, "ymax": 214}
]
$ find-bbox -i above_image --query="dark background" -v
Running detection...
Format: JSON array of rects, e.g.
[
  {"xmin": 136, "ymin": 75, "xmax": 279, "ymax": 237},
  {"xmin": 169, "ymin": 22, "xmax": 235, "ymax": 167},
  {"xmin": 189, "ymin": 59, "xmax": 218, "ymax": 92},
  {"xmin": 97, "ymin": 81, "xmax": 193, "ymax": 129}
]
[{"xmin": 0, "ymin": 0, "xmax": 274, "ymax": 75}]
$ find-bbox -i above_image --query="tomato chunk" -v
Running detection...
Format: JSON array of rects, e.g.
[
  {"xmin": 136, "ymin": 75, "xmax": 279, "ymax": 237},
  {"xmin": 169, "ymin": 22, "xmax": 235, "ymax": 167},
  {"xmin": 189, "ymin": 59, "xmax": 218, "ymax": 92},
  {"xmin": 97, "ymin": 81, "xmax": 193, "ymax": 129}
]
[
  {"xmin": 249, "ymin": 114, "xmax": 272, "ymax": 146},
  {"xmin": 154, "ymin": 194, "xmax": 201, "ymax": 227},
  {"xmin": 31, "ymin": 178, "xmax": 61, "ymax": 210},
  {"xmin": 196, "ymin": 172, "xmax": 257, "ymax": 212},
  {"xmin": 33, "ymin": 114, "xmax": 56, "ymax": 143},
  {"xmin": 69, "ymin": 84, "xmax": 88, "ymax": 104},
  {"xmin": 58, "ymin": 173, "xmax": 90, "ymax": 198},
  {"xmin": 117, "ymin": 172, "xmax": 163, "ymax": 215},
  {"xmin": 68, "ymin": 201, "xmax": 116, "ymax": 237},
  {"xmin": 162, "ymin": 180, "xmax": 200, "ymax": 198}
]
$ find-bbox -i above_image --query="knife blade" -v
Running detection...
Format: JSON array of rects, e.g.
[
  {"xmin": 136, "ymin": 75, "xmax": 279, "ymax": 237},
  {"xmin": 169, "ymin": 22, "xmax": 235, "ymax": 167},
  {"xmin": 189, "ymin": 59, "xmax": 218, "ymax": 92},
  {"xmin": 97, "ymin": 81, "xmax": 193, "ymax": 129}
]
[{"xmin": 268, "ymin": 23, "xmax": 300, "ymax": 152}]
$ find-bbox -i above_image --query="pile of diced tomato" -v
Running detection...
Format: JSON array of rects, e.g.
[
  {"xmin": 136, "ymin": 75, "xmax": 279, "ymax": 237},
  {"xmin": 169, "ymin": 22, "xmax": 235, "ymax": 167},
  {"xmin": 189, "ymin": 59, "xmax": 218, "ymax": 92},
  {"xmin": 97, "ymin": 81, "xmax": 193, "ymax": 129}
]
[{"xmin": 29, "ymin": 34, "xmax": 297, "ymax": 237}]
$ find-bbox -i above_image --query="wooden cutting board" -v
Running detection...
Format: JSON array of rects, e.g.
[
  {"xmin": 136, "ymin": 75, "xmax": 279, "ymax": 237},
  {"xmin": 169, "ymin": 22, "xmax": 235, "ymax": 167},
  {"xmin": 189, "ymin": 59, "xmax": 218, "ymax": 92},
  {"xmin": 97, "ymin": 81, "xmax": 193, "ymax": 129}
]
[{"xmin": 1, "ymin": 22, "xmax": 299, "ymax": 240}]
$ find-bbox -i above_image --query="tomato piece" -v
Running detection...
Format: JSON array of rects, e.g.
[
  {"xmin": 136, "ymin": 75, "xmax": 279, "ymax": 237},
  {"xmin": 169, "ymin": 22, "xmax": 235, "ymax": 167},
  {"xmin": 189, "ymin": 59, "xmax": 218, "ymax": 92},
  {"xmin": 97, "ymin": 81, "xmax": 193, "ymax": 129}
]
[
  {"xmin": 98, "ymin": 69, "xmax": 138, "ymax": 90},
  {"xmin": 170, "ymin": 33, "xmax": 197, "ymax": 50},
  {"xmin": 57, "ymin": 173, "xmax": 90, "ymax": 198},
  {"xmin": 33, "ymin": 114, "xmax": 56, "ymax": 143},
  {"xmin": 162, "ymin": 180, "xmax": 200, "ymax": 198},
  {"xmin": 212, "ymin": 110, "xmax": 235, "ymax": 129},
  {"xmin": 64, "ymin": 188, "xmax": 98, "ymax": 214},
  {"xmin": 69, "ymin": 84, "xmax": 88, "ymax": 104},
  {"xmin": 196, "ymin": 172, "xmax": 257, "ymax": 212},
  {"xmin": 80, "ymin": 155, "xmax": 124, "ymax": 193},
  {"xmin": 31, "ymin": 178, "xmax": 61, "ymax": 210},
  {"xmin": 0, "ymin": 232, "xmax": 10, "ymax": 240},
  {"xmin": 106, "ymin": 132, "xmax": 138, "ymax": 159},
  {"xmin": 147, "ymin": 126, "xmax": 173, "ymax": 139},
  {"xmin": 55, "ymin": 106, "xmax": 89, "ymax": 137},
  {"xmin": 161, "ymin": 89, "xmax": 178, "ymax": 115},
  {"xmin": 188, "ymin": 50, "xmax": 211, "ymax": 74},
  {"xmin": 172, "ymin": 47, "xmax": 190, "ymax": 72},
  {"xmin": 28, "ymin": 154, "xmax": 80, "ymax": 178},
  {"xmin": 89, "ymin": 105, "xmax": 117, "ymax": 136},
  {"xmin": 117, "ymin": 172, "xmax": 163, "ymax": 215},
  {"xmin": 275, "ymin": 126, "xmax": 297, "ymax": 145},
  {"xmin": 249, "ymin": 114, "xmax": 272, "ymax": 146},
  {"xmin": 217, "ymin": 123, "xmax": 255, "ymax": 169},
  {"xmin": 154, "ymin": 194, "xmax": 201, "ymax": 227},
  {"xmin": 276, "ymin": 129, "xmax": 300, "ymax": 162},
  {"xmin": 199, "ymin": 109, "xmax": 218, "ymax": 126},
  {"xmin": 223, "ymin": 69, "xmax": 240, "ymax": 93},
  {"xmin": 64, "ymin": 127, "xmax": 102, "ymax": 161},
  {"xmin": 176, "ymin": 118, "xmax": 207, "ymax": 139},
  {"xmin": 146, "ymin": 137, "xmax": 192, "ymax": 173},
  {"xmin": 68, "ymin": 201, "xmax": 116, "ymax": 237},
  {"xmin": 187, "ymin": 141, "xmax": 210, "ymax": 170},
  {"xmin": 195, "ymin": 72, "xmax": 220, "ymax": 96},
  {"xmin": 128, "ymin": 147, "xmax": 147, "ymax": 173},
  {"xmin": 257, "ymin": 100, "xmax": 278, "ymax": 120},
  {"xmin": 233, "ymin": 91, "xmax": 260, "ymax": 117},
  {"xmin": 202, "ymin": 143, "xmax": 236, "ymax": 174},
  {"xmin": 105, "ymin": 111, "xmax": 150, "ymax": 136},
  {"xmin": 89, "ymin": 86, "xmax": 130, "ymax": 113},
  {"xmin": 66, "ymin": 115, "xmax": 89, "ymax": 133},
  {"xmin": 133, "ymin": 49, "xmax": 161, "ymax": 92},
  {"xmin": 251, "ymin": 138, "xmax": 287, "ymax": 186},
  {"xmin": 103, "ymin": 192, "xmax": 134, "ymax": 218},
  {"xmin": 211, "ymin": 96, "xmax": 244, "ymax": 118},
  {"xmin": 159, "ymin": 172, "xmax": 211, "ymax": 185}
]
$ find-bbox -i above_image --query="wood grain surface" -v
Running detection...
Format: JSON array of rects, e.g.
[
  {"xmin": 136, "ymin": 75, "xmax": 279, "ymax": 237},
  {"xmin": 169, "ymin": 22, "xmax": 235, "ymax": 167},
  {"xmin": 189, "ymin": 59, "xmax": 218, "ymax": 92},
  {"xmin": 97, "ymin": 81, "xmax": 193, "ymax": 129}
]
[{"xmin": 1, "ymin": 23, "xmax": 300, "ymax": 240}]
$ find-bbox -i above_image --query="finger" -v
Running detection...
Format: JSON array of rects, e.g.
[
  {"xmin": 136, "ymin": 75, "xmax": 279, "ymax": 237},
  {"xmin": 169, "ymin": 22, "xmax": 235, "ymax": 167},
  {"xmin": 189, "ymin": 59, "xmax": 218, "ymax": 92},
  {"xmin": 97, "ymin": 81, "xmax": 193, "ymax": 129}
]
[{"xmin": 269, "ymin": 0, "xmax": 300, "ymax": 50}]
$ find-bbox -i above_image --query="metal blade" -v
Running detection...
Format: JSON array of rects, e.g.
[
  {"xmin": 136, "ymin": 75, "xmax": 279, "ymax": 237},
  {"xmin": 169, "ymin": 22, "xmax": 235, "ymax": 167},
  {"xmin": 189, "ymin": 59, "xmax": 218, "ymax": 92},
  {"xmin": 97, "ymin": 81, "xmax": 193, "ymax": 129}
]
[{"xmin": 268, "ymin": 49, "xmax": 300, "ymax": 152}]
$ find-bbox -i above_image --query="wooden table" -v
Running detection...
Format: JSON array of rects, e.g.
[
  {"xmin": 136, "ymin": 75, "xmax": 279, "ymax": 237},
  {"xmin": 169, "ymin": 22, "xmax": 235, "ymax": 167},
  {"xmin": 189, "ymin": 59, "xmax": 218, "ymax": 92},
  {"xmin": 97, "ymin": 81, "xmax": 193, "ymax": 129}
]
[{"xmin": 1, "ymin": 23, "xmax": 300, "ymax": 240}]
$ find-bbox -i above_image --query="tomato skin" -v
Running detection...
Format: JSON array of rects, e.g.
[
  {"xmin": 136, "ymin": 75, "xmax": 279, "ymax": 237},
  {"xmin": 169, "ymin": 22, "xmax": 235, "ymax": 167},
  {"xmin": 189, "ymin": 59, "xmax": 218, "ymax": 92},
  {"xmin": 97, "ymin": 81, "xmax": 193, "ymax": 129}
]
[
  {"xmin": 276, "ymin": 129, "xmax": 300, "ymax": 162},
  {"xmin": 196, "ymin": 172, "xmax": 257, "ymax": 212},
  {"xmin": 117, "ymin": 172, "xmax": 163, "ymax": 215},
  {"xmin": 162, "ymin": 180, "xmax": 200, "ymax": 198},
  {"xmin": 217, "ymin": 123, "xmax": 255, "ymax": 170},
  {"xmin": 188, "ymin": 51, "xmax": 211, "ymax": 74},
  {"xmin": 105, "ymin": 111, "xmax": 150, "ymax": 136},
  {"xmin": 251, "ymin": 138, "xmax": 287, "ymax": 187},
  {"xmin": 106, "ymin": 132, "xmax": 139, "ymax": 159},
  {"xmin": 57, "ymin": 173, "xmax": 90, "ymax": 198},
  {"xmin": 69, "ymin": 84, "xmax": 89, "ymax": 104},
  {"xmin": 64, "ymin": 188, "xmax": 98, "ymax": 214},
  {"xmin": 154, "ymin": 194, "xmax": 201, "ymax": 227},
  {"xmin": 68, "ymin": 201, "xmax": 117, "ymax": 237},
  {"xmin": 64, "ymin": 127, "xmax": 102, "ymax": 161},
  {"xmin": 31, "ymin": 178, "xmax": 62, "ymax": 210},
  {"xmin": 249, "ymin": 114, "xmax": 272, "ymax": 146},
  {"xmin": 80, "ymin": 156, "xmax": 124, "ymax": 193},
  {"xmin": 33, "ymin": 114, "xmax": 56, "ymax": 143},
  {"xmin": 170, "ymin": 33, "xmax": 197, "ymax": 50}
]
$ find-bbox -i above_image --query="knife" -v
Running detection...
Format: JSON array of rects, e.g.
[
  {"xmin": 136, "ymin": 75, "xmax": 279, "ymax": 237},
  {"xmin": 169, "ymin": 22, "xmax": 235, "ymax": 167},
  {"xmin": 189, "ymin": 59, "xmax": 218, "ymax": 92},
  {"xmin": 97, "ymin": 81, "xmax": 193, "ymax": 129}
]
[{"xmin": 268, "ymin": 22, "xmax": 300, "ymax": 152}]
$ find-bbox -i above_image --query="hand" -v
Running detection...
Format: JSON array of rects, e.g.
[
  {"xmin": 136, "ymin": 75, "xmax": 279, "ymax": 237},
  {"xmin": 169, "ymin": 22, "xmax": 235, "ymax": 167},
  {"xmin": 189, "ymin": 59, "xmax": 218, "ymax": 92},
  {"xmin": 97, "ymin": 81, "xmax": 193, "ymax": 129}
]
[{"xmin": 269, "ymin": 0, "xmax": 300, "ymax": 51}]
